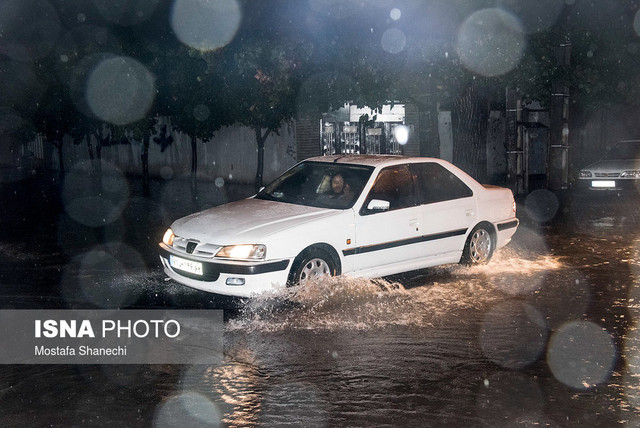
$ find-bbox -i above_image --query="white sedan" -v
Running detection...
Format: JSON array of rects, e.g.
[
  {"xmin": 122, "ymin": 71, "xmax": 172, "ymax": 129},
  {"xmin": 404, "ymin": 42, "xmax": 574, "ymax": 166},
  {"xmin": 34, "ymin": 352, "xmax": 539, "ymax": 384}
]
[
  {"xmin": 578, "ymin": 140, "xmax": 640, "ymax": 191},
  {"xmin": 159, "ymin": 155, "xmax": 519, "ymax": 297}
]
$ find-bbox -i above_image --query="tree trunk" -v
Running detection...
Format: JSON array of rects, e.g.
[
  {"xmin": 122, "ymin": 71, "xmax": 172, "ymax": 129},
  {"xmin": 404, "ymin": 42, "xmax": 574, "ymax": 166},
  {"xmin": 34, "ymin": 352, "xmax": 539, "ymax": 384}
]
[
  {"xmin": 55, "ymin": 140, "xmax": 65, "ymax": 175},
  {"xmin": 142, "ymin": 134, "xmax": 150, "ymax": 193},
  {"xmin": 96, "ymin": 137, "xmax": 102, "ymax": 175},
  {"xmin": 191, "ymin": 138, "xmax": 198, "ymax": 176},
  {"xmin": 86, "ymin": 135, "xmax": 95, "ymax": 166},
  {"xmin": 452, "ymin": 83, "xmax": 488, "ymax": 181},
  {"xmin": 254, "ymin": 127, "xmax": 270, "ymax": 192}
]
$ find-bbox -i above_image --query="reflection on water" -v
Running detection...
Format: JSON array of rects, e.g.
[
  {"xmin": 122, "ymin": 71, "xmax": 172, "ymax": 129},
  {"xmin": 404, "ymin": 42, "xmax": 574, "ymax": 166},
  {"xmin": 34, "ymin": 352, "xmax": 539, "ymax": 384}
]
[{"xmin": 2, "ymin": 179, "xmax": 640, "ymax": 425}]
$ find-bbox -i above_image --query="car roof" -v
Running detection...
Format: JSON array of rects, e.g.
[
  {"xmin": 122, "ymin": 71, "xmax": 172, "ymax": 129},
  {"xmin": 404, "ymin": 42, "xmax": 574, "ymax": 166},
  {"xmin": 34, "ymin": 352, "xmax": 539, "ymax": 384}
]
[{"xmin": 304, "ymin": 154, "xmax": 443, "ymax": 167}]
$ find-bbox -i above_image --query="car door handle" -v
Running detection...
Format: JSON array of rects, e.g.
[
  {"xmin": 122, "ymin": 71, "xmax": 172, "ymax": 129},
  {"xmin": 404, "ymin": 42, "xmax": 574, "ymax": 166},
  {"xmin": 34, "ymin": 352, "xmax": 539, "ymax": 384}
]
[{"xmin": 465, "ymin": 209, "xmax": 475, "ymax": 216}]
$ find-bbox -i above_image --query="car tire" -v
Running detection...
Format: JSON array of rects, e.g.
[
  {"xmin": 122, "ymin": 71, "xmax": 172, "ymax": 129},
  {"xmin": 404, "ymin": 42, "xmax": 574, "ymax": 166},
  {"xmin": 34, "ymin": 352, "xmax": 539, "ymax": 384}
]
[
  {"xmin": 288, "ymin": 249, "xmax": 337, "ymax": 286},
  {"xmin": 461, "ymin": 224, "xmax": 495, "ymax": 265}
]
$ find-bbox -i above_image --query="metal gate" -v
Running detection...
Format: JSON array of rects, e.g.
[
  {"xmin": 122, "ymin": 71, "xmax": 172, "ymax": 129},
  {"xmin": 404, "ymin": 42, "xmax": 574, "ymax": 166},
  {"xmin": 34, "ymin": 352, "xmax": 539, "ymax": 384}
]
[
  {"xmin": 366, "ymin": 127, "xmax": 382, "ymax": 154},
  {"xmin": 342, "ymin": 125, "xmax": 359, "ymax": 154},
  {"xmin": 321, "ymin": 122, "xmax": 404, "ymax": 155},
  {"xmin": 322, "ymin": 123, "xmax": 336, "ymax": 155}
]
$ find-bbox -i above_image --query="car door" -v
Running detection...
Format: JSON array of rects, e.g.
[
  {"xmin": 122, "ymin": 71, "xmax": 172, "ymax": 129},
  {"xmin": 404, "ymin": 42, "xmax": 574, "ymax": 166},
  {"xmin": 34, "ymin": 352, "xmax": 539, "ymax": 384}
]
[
  {"xmin": 349, "ymin": 164, "xmax": 424, "ymax": 274},
  {"xmin": 410, "ymin": 162, "xmax": 476, "ymax": 257}
]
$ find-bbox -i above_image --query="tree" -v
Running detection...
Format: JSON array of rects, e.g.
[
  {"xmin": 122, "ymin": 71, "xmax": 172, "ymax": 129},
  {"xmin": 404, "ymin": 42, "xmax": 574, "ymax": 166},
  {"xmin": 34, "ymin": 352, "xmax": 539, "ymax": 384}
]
[
  {"xmin": 215, "ymin": 37, "xmax": 311, "ymax": 190},
  {"xmin": 31, "ymin": 82, "xmax": 76, "ymax": 175}
]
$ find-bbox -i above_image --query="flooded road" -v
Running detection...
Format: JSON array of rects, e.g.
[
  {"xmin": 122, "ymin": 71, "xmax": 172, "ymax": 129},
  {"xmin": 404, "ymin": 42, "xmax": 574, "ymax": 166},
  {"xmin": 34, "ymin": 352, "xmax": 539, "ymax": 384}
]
[{"xmin": 0, "ymin": 173, "xmax": 639, "ymax": 426}]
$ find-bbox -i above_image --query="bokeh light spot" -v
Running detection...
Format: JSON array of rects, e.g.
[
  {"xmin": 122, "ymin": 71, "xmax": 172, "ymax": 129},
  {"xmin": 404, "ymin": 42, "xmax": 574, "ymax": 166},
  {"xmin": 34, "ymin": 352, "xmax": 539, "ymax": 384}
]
[
  {"xmin": 171, "ymin": 0, "xmax": 241, "ymax": 51},
  {"xmin": 92, "ymin": 0, "xmax": 159, "ymax": 26},
  {"xmin": 480, "ymin": 302, "xmax": 548, "ymax": 369},
  {"xmin": 62, "ymin": 161, "xmax": 130, "ymax": 228},
  {"xmin": 498, "ymin": 0, "xmax": 565, "ymax": 33},
  {"xmin": 624, "ymin": 324, "xmax": 640, "ymax": 409},
  {"xmin": 547, "ymin": 321, "xmax": 617, "ymax": 389},
  {"xmin": 456, "ymin": 8, "xmax": 525, "ymax": 77},
  {"xmin": 154, "ymin": 392, "xmax": 221, "ymax": 427},
  {"xmin": 393, "ymin": 124, "xmax": 409, "ymax": 145},
  {"xmin": 194, "ymin": 104, "xmax": 210, "ymax": 121},
  {"xmin": 309, "ymin": 0, "xmax": 361, "ymax": 20},
  {"xmin": 0, "ymin": 0, "xmax": 61, "ymax": 61},
  {"xmin": 86, "ymin": 56, "xmax": 156, "ymax": 126},
  {"xmin": 60, "ymin": 243, "xmax": 146, "ymax": 308},
  {"xmin": 525, "ymin": 189, "xmax": 560, "ymax": 222},
  {"xmin": 390, "ymin": 8, "xmax": 401, "ymax": 20},
  {"xmin": 160, "ymin": 166, "xmax": 174, "ymax": 180},
  {"xmin": 381, "ymin": 28, "xmax": 407, "ymax": 54}
]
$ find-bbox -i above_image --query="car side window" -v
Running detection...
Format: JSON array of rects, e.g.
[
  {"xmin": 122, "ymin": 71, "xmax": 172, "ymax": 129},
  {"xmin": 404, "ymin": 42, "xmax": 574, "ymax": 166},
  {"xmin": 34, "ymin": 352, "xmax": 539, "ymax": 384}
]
[
  {"xmin": 411, "ymin": 162, "xmax": 473, "ymax": 204},
  {"xmin": 360, "ymin": 165, "xmax": 415, "ymax": 215}
]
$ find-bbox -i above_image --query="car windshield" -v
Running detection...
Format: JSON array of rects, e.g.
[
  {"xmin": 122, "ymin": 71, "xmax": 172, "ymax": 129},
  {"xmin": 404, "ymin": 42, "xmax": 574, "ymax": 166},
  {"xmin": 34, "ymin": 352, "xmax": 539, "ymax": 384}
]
[
  {"xmin": 256, "ymin": 161, "xmax": 374, "ymax": 209},
  {"xmin": 603, "ymin": 142, "xmax": 640, "ymax": 160}
]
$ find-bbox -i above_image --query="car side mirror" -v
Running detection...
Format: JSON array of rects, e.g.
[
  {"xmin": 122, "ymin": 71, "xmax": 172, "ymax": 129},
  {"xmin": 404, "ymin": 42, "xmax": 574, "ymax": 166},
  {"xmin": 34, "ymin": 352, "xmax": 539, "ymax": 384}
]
[{"xmin": 367, "ymin": 199, "xmax": 390, "ymax": 211}]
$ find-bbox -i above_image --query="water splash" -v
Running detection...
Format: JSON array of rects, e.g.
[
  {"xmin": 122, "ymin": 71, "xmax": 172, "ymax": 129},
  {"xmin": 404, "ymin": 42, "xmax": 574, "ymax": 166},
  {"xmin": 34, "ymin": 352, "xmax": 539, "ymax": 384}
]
[{"xmin": 228, "ymin": 270, "xmax": 511, "ymax": 333}]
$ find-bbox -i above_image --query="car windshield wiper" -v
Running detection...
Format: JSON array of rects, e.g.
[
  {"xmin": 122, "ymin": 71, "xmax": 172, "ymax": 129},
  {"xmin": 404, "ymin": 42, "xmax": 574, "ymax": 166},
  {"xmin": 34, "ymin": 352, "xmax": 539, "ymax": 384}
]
[{"xmin": 255, "ymin": 193, "xmax": 279, "ymax": 202}]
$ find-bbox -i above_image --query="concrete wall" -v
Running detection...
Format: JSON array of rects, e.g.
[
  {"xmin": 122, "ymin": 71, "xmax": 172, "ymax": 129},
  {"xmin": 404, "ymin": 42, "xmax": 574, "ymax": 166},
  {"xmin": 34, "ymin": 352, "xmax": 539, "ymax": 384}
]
[{"xmin": 48, "ymin": 122, "xmax": 298, "ymax": 184}]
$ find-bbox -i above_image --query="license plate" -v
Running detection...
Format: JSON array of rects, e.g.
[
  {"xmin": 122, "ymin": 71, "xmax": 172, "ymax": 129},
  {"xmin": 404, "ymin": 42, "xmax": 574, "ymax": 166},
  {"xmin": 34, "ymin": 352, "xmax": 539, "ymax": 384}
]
[
  {"xmin": 592, "ymin": 180, "xmax": 615, "ymax": 188},
  {"xmin": 170, "ymin": 255, "xmax": 203, "ymax": 276}
]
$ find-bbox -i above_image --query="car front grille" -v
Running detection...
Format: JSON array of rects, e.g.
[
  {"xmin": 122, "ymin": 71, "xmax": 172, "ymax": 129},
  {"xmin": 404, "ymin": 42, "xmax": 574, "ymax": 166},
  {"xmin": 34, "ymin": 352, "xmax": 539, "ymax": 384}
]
[
  {"xmin": 173, "ymin": 236, "xmax": 220, "ymax": 257},
  {"xmin": 594, "ymin": 172, "xmax": 620, "ymax": 177}
]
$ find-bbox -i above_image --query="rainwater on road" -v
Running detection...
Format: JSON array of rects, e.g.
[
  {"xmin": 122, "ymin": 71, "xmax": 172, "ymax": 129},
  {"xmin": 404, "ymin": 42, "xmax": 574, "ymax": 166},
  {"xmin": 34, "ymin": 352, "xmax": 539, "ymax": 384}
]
[{"xmin": 0, "ymin": 171, "xmax": 639, "ymax": 426}]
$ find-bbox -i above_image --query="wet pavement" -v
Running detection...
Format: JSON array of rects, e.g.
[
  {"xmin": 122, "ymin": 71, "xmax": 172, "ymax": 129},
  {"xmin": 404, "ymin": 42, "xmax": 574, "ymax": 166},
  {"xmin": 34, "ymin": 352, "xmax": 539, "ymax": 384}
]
[{"xmin": 1, "ymin": 170, "xmax": 639, "ymax": 426}]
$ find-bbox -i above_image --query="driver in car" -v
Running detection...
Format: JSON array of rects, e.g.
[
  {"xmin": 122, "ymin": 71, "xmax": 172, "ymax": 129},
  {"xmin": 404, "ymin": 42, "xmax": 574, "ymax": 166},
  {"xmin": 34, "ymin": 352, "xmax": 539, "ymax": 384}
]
[
  {"xmin": 329, "ymin": 173, "xmax": 353, "ymax": 200},
  {"xmin": 317, "ymin": 173, "xmax": 355, "ymax": 205}
]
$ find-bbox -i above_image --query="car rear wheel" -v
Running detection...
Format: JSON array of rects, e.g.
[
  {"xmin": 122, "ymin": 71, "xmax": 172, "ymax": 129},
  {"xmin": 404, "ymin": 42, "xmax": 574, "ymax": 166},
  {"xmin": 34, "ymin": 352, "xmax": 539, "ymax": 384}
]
[
  {"xmin": 289, "ymin": 250, "xmax": 337, "ymax": 286},
  {"xmin": 461, "ymin": 225, "xmax": 494, "ymax": 265}
]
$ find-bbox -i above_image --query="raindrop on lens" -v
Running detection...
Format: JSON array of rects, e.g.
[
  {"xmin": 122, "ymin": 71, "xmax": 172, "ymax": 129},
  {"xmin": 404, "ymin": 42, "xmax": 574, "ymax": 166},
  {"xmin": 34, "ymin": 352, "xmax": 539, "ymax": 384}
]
[
  {"xmin": 60, "ymin": 243, "xmax": 146, "ymax": 308},
  {"xmin": 480, "ymin": 302, "xmax": 548, "ymax": 369},
  {"xmin": 497, "ymin": 0, "xmax": 565, "ymax": 33},
  {"xmin": 547, "ymin": 321, "xmax": 617, "ymax": 389},
  {"xmin": 62, "ymin": 161, "xmax": 130, "ymax": 228},
  {"xmin": 92, "ymin": 0, "xmax": 159, "ymax": 26},
  {"xmin": 154, "ymin": 392, "xmax": 221, "ymax": 428},
  {"xmin": 634, "ymin": 10, "xmax": 640, "ymax": 36},
  {"xmin": 160, "ymin": 166, "xmax": 174, "ymax": 180},
  {"xmin": 456, "ymin": 8, "xmax": 525, "ymax": 77},
  {"xmin": 381, "ymin": 28, "xmax": 406, "ymax": 54},
  {"xmin": 524, "ymin": 189, "xmax": 559, "ymax": 223},
  {"xmin": 86, "ymin": 56, "xmax": 156, "ymax": 126},
  {"xmin": 171, "ymin": 0, "xmax": 241, "ymax": 51},
  {"xmin": 193, "ymin": 104, "xmax": 210, "ymax": 121}
]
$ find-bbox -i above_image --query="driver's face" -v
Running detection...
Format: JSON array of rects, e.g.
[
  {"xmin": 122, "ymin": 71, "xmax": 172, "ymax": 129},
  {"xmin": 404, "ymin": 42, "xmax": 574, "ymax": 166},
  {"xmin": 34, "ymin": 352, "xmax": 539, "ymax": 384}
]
[{"xmin": 331, "ymin": 175, "xmax": 344, "ymax": 193}]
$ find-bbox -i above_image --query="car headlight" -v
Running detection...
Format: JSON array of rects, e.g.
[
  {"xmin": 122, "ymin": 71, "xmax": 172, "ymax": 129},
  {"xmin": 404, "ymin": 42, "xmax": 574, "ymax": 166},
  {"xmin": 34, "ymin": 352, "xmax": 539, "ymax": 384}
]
[
  {"xmin": 216, "ymin": 244, "xmax": 267, "ymax": 260},
  {"xmin": 621, "ymin": 170, "xmax": 640, "ymax": 178},
  {"xmin": 579, "ymin": 171, "xmax": 592, "ymax": 178},
  {"xmin": 162, "ymin": 228, "xmax": 175, "ymax": 246}
]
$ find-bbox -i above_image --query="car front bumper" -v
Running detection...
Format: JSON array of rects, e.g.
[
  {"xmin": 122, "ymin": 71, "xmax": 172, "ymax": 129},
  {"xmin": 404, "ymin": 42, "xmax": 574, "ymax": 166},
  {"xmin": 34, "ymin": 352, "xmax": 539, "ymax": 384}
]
[
  {"xmin": 158, "ymin": 244, "xmax": 292, "ymax": 297},
  {"xmin": 577, "ymin": 178, "xmax": 640, "ymax": 191}
]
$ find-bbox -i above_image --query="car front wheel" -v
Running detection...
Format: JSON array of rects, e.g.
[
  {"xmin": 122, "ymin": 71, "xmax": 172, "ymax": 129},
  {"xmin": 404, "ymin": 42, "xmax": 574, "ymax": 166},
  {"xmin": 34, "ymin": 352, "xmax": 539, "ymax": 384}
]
[
  {"xmin": 461, "ymin": 225, "xmax": 494, "ymax": 265},
  {"xmin": 289, "ymin": 250, "xmax": 337, "ymax": 286}
]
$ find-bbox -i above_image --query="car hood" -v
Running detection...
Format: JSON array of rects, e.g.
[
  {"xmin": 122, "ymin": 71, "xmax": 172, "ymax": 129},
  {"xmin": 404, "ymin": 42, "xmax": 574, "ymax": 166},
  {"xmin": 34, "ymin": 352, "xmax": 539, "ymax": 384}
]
[
  {"xmin": 583, "ymin": 159, "xmax": 640, "ymax": 172},
  {"xmin": 170, "ymin": 198, "xmax": 340, "ymax": 243}
]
